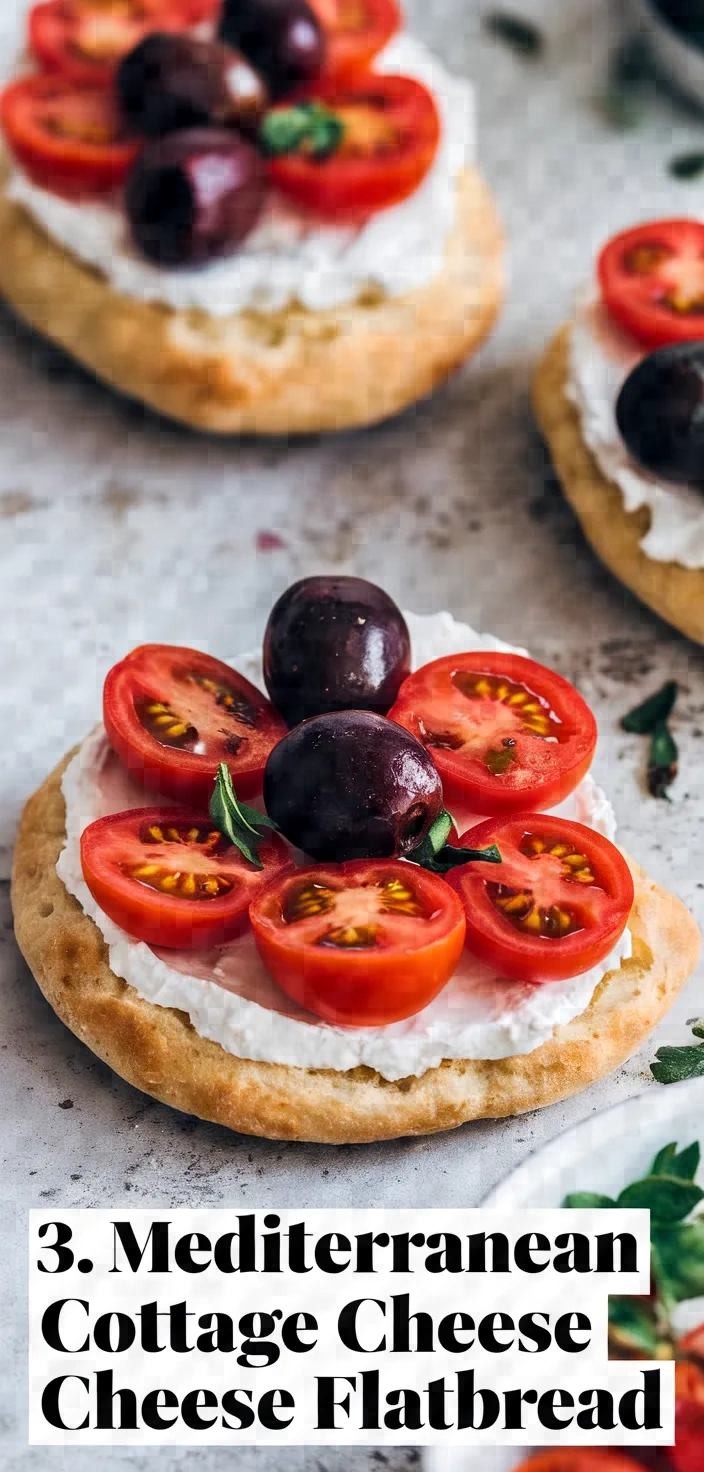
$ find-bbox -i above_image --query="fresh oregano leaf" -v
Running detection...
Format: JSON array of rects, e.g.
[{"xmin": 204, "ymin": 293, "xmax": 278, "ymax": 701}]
[
  {"xmin": 617, "ymin": 1174, "xmax": 704, "ymax": 1223},
  {"xmin": 483, "ymin": 10, "xmax": 544, "ymax": 57},
  {"xmin": 622, "ymin": 681, "xmax": 678, "ymax": 734},
  {"xmin": 652, "ymin": 1222, "xmax": 704, "ymax": 1305},
  {"xmin": 651, "ymin": 1041, "xmax": 704, "ymax": 1085},
  {"xmin": 209, "ymin": 762, "xmax": 279, "ymax": 871},
  {"xmin": 600, "ymin": 36, "xmax": 653, "ymax": 130},
  {"xmin": 669, "ymin": 151, "xmax": 704, "ymax": 181},
  {"xmin": 260, "ymin": 102, "xmax": 343, "ymax": 160},
  {"xmin": 656, "ymin": 1142, "xmax": 701, "ymax": 1182},
  {"xmin": 647, "ymin": 722, "xmax": 678, "ymax": 799},
  {"xmin": 409, "ymin": 810, "xmax": 501, "ymax": 875},
  {"xmin": 608, "ymin": 1297, "xmax": 661, "ymax": 1358},
  {"xmin": 564, "ymin": 1192, "xmax": 617, "ymax": 1209}
]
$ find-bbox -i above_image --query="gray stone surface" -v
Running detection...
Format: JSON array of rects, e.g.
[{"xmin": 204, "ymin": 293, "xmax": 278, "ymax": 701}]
[{"xmin": 2, "ymin": 0, "xmax": 704, "ymax": 1465}]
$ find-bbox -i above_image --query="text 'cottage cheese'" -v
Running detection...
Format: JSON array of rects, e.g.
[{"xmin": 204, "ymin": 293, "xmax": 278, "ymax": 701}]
[
  {"xmin": 568, "ymin": 290, "xmax": 704, "ymax": 570},
  {"xmin": 8, "ymin": 35, "xmax": 474, "ymax": 316},
  {"xmin": 57, "ymin": 612, "xmax": 632, "ymax": 1083}
]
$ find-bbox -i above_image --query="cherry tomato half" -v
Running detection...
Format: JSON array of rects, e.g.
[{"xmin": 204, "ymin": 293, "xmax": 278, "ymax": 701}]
[
  {"xmin": 388, "ymin": 652, "xmax": 597, "ymax": 823},
  {"xmin": 513, "ymin": 1456, "xmax": 650, "ymax": 1472},
  {"xmin": 309, "ymin": 0, "xmax": 401, "ymax": 79},
  {"xmin": 447, "ymin": 814, "xmax": 634, "ymax": 984},
  {"xmin": 103, "ymin": 645, "xmax": 287, "ymax": 806},
  {"xmin": 81, "ymin": 807, "xmax": 294, "ymax": 948},
  {"xmin": 28, "ymin": 0, "xmax": 196, "ymax": 86},
  {"xmin": 249, "ymin": 859, "xmax": 465, "ymax": 1025},
  {"xmin": 598, "ymin": 220, "xmax": 704, "ymax": 350},
  {"xmin": 0, "ymin": 74, "xmax": 140, "ymax": 197},
  {"xmin": 267, "ymin": 73, "xmax": 440, "ymax": 222}
]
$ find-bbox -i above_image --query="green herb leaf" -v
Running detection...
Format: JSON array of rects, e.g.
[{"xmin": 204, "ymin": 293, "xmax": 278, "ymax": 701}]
[
  {"xmin": 608, "ymin": 1296, "xmax": 661, "ymax": 1358},
  {"xmin": 652, "ymin": 1221, "xmax": 704, "ymax": 1305},
  {"xmin": 600, "ymin": 36, "xmax": 653, "ymax": 131},
  {"xmin": 260, "ymin": 102, "xmax": 343, "ymax": 161},
  {"xmin": 622, "ymin": 681, "xmax": 678, "ymax": 734},
  {"xmin": 209, "ymin": 762, "xmax": 279, "ymax": 871},
  {"xmin": 647, "ymin": 721, "xmax": 678, "ymax": 799},
  {"xmin": 409, "ymin": 811, "xmax": 502, "ymax": 875},
  {"xmin": 651, "ymin": 1041, "xmax": 704, "ymax": 1085},
  {"xmin": 651, "ymin": 1142, "xmax": 701, "ymax": 1181},
  {"xmin": 483, "ymin": 10, "xmax": 544, "ymax": 57},
  {"xmin": 669, "ymin": 151, "xmax": 704, "ymax": 181},
  {"xmin": 617, "ymin": 1174, "xmax": 704, "ymax": 1222},
  {"xmin": 564, "ymin": 1192, "xmax": 617, "ymax": 1209}
]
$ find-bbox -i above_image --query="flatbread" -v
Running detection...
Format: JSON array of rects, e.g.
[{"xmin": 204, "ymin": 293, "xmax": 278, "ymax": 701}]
[
  {"xmin": 533, "ymin": 326, "xmax": 704, "ymax": 646},
  {"xmin": 0, "ymin": 166, "xmax": 504, "ymax": 435},
  {"xmin": 11, "ymin": 752, "xmax": 700, "ymax": 1144}
]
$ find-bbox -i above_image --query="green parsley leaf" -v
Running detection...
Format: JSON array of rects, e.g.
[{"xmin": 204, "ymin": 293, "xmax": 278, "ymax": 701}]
[
  {"xmin": 260, "ymin": 102, "xmax": 343, "ymax": 161},
  {"xmin": 563, "ymin": 1192, "xmax": 617, "ymax": 1209},
  {"xmin": 483, "ymin": 11, "xmax": 544, "ymax": 57},
  {"xmin": 617, "ymin": 1174, "xmax": 703, "ymax": 1223},
  {"xmin": 622, "ymin": 681, "xmax": 678, "ymax": 734},
  {"xmin": 409, "ymin": 810, "xmax": 501, "ymax": 875}
]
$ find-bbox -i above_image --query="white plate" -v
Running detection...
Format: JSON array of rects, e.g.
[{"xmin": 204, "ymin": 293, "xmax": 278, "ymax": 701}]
[{"xmin": 425, "ymin": 1078, "xmax": 704, "ymax": 1472}]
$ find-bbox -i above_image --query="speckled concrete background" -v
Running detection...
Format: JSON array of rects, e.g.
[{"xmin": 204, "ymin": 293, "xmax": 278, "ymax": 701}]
[{"xmin": 2, "ymin": 0, "xmax": 704, "ymax": 1465}]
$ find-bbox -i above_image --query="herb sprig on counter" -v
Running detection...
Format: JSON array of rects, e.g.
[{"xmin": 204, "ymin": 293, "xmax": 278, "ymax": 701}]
[
  {"xmin": 652, "ymin": 1019, "xmax": 704, "ymax": 1085},
  {"xmin": 483, "ymin": 10, "xmax": 544, "ymax": 58},
  {"xmin": 210, "ymin": 762, "xmax": 281, "ymax": 870},
  {"xmin": 621, "ymin": 680, "xmax": 679, "ymax": 800},
  {"xmin": 566, "ymin": 1140, "xmax": 704, "ymax": 1355}
]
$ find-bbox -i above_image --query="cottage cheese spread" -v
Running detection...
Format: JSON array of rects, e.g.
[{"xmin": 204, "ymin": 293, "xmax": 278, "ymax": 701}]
[
  {"xmin": 568, "ymin": 291, "xmax": 704, "ymax": 569},
  {"xmin": 56, "ymin": 611, "xmax": 632, "ymax": 1082},
  {"xmin": 7, "ymin": 35, "xmax": 474, "ymax": 316}
]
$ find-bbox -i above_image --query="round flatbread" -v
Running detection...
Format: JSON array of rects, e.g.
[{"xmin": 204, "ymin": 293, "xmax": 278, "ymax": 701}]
[
  {"xmin": 0, "ymin": 166, "xmax": 504, "ymax": 436},
  {"xmin": 533, "ymin": 326, "xmax": 704, "ymax": 647},
  {"xmin": 11, "ymin": 752, "xmax": 700, "ymax": 1144}
]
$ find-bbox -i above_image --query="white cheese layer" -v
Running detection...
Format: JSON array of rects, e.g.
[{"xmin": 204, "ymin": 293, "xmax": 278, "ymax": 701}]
[
  {"xmin": 8, "ymin": 36, "xmax": 474, "ymax": 316},
  {"xmin": 568, "ymin": 291, "xmax": 704, "ymax": 569},
  {"xmin": 56, "ymin": 611, "xmax": 631, "ymax": 1083}
]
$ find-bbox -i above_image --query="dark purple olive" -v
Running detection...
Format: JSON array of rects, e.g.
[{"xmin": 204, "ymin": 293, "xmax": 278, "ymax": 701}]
[
  {"xmin": 264, "ymin": 711, "xmax": 443, "ymax": 862},
  {"xmin": 218, "ymin": 0, "xmax": 325, "ymax": 99},
  {"xmin": 263, "ymin": 576, "xmax": 411, "ymax": 729},
  {"xmin": 125, "ymin": 129, "xmax": 267, "ymax": 267},
  {"xmin": 616, "ymin": 342, "xmax": 704, "ymax": 484},
  {"xmin": 117, "ymin": 33, "xmax": 269, "ymax": 139}
]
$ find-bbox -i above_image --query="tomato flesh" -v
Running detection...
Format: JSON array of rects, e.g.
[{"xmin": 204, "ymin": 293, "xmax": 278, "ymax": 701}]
[
  {"xmin": 0, "ymin": 74, "xmax": 140, "ymax": 197},
  {"xmin": 267, "ymin": 73, "xmax": 440, "ymax": 222},
  {"xmin": 448, "ymin": 814, "xmax": 634, "ymax": 984},
  {"xmin": 514, "ymin": 1457, "xmax": 650, "ymax": 1472},
  {"xmin": 103, "ymin": 645, "xmax": 287, "ymax": 806},
  {"xmin": 81, "ymin": 806, "xmax": 294, "ymax": 948},
  {"xmin": 249, "ymin": 859, "xmax": 466, "ymax": 1025},
  {"xmin": 599, "ymin": 220, "xmax": 704, "ymax": 349},
  {"xmin": 29, "ymin": 0, "xmax": 195, "ymax": 85},
  {"xmin": 388, "ymin": 652, "xmax": 597, "ymax": 825},
  {"xmin": 310, "ymin": 0, "xmax": 401, "ymax": 78}
]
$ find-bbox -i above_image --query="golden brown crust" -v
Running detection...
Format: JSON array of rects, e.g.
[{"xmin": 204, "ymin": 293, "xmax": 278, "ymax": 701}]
[
  {"xmin": 0, "ymin": 167, "xmax": 504, "ymax": 435},
  {"xmin": 11, "ymin": 753, "xmax": 700, "ymax": 1144},
  {"xmin": 533, "ymin": 326, "xmax": 704, "ymax": 646}
]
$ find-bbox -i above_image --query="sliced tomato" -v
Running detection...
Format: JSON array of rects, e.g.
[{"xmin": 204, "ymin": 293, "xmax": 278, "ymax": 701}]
[
  {"xmin": 266, "ymin": 73, "xmax": 440, "ymax": 222},
  {"xmin": 0, "ymin": 75, "xmax": 139, "ymax": 197},
  {"xmin": 680, "ymin": 1325, "xmax": 704, "ymax": 1364},
  {"xmin": 513, "ymin": 1457, "xmax": 650, "ymax": 1472},
  {"xmin": 103, "ymin": 645, "xmax": 287, "ymax": 806},
  {"xmin": 28, "ymin": 1, "xmax": 196, "ymax": 85},
  {"xmin": 309, "ymin": 0, "xmax": 401, "ymax": 79},
  {"xmin": 249, "ymin": 859, "xmax": 465, "ymax": 1025},
  {"xmin": 447, "ymin": 814, "xmax": 634, "ymax": 984},
  {"xmin": 671, "ymin": 1387, "xmax": 704, "ymax": 1472},
  {"xmin": 81, "ymin": 807, "xmax": 293, "ymax": 948},
  {"xmin": 388, "ymin": 652, "xmax": 597, "ymax": 824},
  {"xmin": 598, "ymin": 220, "xmax": 704, "ymax": 349}
]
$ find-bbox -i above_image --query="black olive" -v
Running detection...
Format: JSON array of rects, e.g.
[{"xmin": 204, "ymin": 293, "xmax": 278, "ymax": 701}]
[
  {"xmin": 263, "ymin": 575, "xmax": 411, "ymax": 729},
  {"xmin": 125, "ymin": 128, "xmax": 268, "ymax": 267},
  {"xmin": 616, "ymin": 341, "xmax": 704, "ymax": 484},
  {"xmin": 218, "ymin": 0, "xmax": 325, "ymax": 99},
  {"xmin": 117, "ymin": 33, "xmax": 269, "ymax": 139},
  {"xmin": 263, "ymin": 710, "xmax": 444, "ymax": 863}
]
